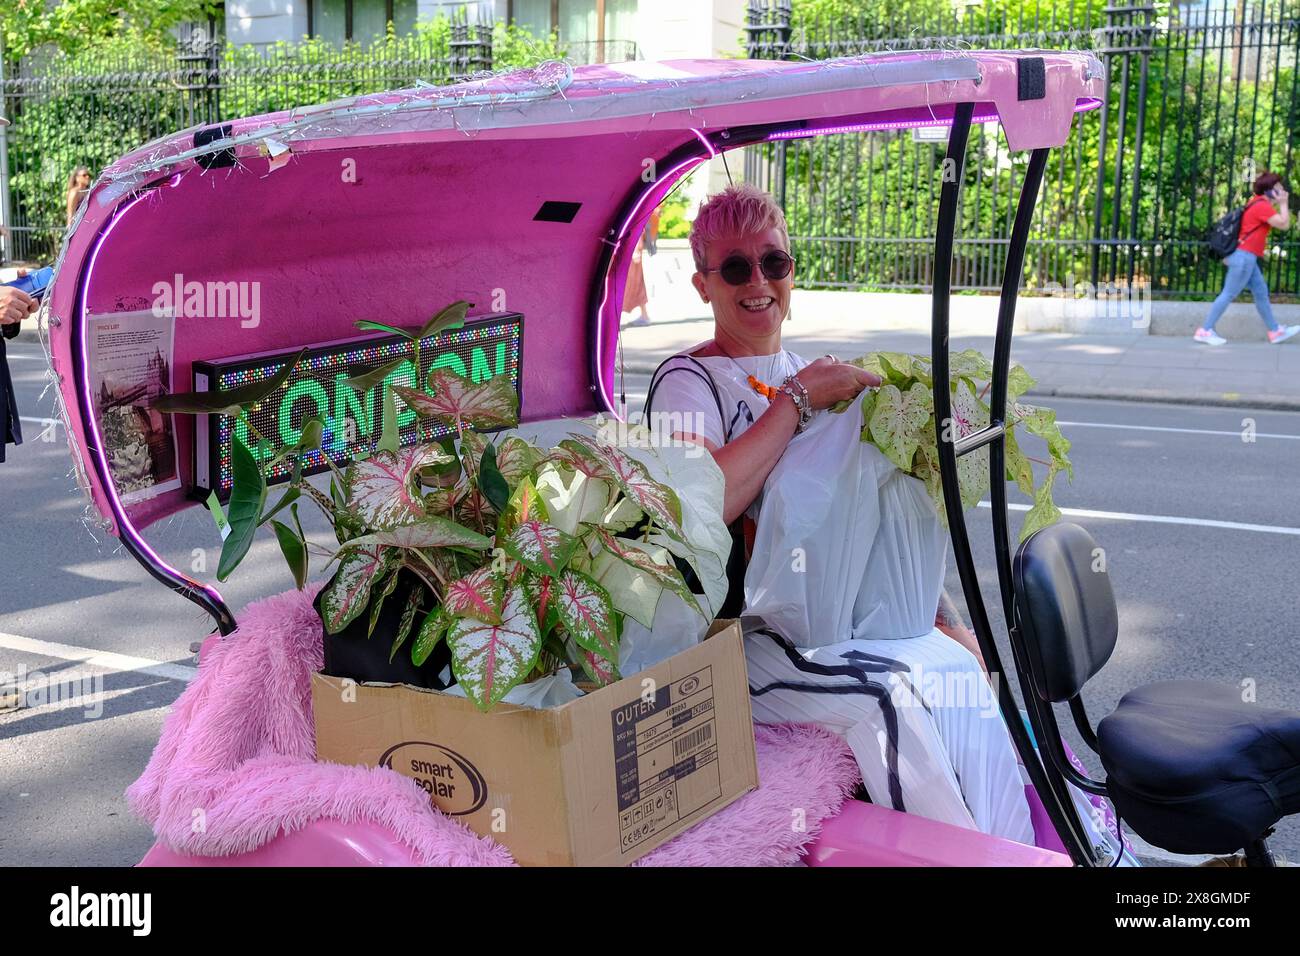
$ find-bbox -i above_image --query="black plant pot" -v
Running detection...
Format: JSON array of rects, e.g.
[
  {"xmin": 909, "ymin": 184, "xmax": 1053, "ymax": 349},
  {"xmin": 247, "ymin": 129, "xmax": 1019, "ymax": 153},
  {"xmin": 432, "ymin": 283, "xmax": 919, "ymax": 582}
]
[{"xmin": 314, "ymin": 568, "xmax": 454, "ymax": 690}]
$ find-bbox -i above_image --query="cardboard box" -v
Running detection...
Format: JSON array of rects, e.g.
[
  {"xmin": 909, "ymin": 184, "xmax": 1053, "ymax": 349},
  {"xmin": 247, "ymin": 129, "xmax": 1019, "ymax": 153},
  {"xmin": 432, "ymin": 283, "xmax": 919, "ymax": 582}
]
[{"xmin": 312, "ymin": 619, "xmax": 758, "ymax": 866}]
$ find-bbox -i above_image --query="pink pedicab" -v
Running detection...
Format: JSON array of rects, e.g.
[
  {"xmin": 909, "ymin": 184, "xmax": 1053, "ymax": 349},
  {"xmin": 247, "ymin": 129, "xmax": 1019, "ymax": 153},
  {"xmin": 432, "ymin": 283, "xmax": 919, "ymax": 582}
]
[{"xmin": 43, "ymin": 48, "xmax": 1296, "ymax": 867}]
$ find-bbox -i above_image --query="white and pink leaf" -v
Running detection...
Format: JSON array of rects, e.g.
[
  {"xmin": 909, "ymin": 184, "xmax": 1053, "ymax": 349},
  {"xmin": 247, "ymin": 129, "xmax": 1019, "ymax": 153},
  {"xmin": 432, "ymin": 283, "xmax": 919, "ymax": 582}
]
[{"xmin": 446, "ymin": 584, "xmax": 543, "ymax": 710}]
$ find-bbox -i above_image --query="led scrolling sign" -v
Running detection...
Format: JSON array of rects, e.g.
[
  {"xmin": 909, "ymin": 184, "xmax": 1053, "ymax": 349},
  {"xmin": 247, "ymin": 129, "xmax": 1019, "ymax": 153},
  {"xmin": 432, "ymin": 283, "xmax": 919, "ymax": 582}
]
[{"xmin": 192, "ymin": 312, "xmax": 524, "ymax": 497}]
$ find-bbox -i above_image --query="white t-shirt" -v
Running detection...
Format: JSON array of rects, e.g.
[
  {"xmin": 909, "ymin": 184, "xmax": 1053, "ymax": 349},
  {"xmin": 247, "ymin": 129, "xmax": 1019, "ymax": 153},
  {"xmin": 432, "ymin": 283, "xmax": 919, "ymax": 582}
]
[{"xmin": 644, "ymin": 345, "xmax": 810, "ymax": 449}]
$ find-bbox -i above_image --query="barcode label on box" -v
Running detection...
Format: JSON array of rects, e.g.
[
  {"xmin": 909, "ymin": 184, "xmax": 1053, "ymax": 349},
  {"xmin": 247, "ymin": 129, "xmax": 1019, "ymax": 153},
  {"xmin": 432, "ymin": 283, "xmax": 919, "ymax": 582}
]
[{"xmin": 611, "ymin": 666, "xmax": 721, "ymax": 854}]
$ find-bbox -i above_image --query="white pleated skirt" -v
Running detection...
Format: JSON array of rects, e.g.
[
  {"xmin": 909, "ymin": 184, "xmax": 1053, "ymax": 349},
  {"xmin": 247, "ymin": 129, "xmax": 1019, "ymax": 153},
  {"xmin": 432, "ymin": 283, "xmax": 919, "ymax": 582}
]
[{"xmin": 744, "ymin": 619, "xmax": 1036, "ymax": 845}]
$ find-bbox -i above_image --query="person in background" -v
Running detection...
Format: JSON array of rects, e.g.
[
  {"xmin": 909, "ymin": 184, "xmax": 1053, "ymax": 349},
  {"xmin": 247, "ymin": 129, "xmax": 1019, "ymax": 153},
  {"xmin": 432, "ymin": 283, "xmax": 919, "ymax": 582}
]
[
  {"xmin": 1, "ymin": 276, "xmax": 38, "ymax": 463},
  {"xmin": 66, "ymin": 166, "xmax": 92, "ymax": 227},
  {"xmin": 2, "ymin": 113, "xmax": 40, "ymax": 462},
  {"xmin": 1196, "ymin": 171, "xmax": 1300, "ymax": 346},
  {"xmin": 621, "ymin": 208, "xmax": 660, "ymax": 328}
]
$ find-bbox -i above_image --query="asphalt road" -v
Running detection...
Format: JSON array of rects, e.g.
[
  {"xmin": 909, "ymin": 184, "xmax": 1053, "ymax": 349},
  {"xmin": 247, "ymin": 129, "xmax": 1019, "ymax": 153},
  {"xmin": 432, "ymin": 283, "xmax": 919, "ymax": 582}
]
[{"xmin": 2, "ymin": 342, "xmax": 1299, "ymax": 866}]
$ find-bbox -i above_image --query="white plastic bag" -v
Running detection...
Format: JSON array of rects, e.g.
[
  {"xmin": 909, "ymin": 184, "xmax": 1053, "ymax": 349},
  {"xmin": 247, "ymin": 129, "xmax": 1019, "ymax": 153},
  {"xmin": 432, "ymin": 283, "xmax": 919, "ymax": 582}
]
[{"xmin": 744, "ymin": 399, "xmax": 947, "ymax": 647}]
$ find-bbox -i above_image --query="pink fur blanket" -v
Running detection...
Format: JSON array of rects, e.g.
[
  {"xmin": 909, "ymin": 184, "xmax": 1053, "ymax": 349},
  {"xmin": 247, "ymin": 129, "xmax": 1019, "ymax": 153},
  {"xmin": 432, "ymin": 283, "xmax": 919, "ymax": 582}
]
[{"xmin": 127, "ymin": 584, "xmax": 860, "ymax": 866}]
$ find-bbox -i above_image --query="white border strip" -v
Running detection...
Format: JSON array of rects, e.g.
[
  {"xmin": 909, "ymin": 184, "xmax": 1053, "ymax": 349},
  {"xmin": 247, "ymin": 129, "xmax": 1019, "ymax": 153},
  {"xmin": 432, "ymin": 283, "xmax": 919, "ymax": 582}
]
[
  {"xmin": 1057, "ymin": 420, "xmax": 1300, "ymax": 441},
  {"xmin": 980, "ymin": 502, "xmax": 1300, "ymax": 536},
  {"xmin": 0, "ymin": 631, "xmax": 196, "ymax": 682}
]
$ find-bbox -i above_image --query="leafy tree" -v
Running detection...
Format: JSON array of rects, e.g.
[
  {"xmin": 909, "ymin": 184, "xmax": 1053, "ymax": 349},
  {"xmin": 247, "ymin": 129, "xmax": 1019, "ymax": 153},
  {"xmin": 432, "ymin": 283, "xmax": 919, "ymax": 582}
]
[{"xmin": 0, "ymin": 0, "xmax": 219, "ymax": 63}]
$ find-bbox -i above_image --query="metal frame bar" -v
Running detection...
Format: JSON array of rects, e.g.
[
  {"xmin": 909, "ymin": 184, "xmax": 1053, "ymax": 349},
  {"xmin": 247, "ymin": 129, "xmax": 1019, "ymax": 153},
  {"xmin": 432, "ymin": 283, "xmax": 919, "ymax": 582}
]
[
  {"xmin": 69, "ymin": 183, "xmax": 238, "ymax": 636},
  {"xmin": 930, "ymin": 113, "xmax": 1097, "ymax": 865}
]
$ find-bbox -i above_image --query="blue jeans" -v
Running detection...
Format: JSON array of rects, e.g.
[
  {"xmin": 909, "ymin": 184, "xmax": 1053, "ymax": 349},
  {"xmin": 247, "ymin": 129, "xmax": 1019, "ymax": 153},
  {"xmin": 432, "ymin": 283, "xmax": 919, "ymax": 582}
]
[{"xmin": 1203, "ymin": 249, "xmax": 1279, "ymax": 332}]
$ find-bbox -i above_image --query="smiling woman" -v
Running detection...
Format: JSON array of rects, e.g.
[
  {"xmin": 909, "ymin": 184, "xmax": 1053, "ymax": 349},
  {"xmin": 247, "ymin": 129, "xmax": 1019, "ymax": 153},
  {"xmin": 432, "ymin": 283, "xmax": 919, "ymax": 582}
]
[{"xmin": 644, "ymin": 183, "xmax": 1036, "ymax": 843}]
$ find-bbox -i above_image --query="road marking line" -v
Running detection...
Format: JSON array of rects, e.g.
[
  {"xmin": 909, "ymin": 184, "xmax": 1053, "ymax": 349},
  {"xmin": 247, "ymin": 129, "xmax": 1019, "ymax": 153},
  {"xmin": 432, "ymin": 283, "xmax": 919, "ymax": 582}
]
[
  {"xmin": 1057, "ymin": 420, "xmax": 1300, "ymax": 441},
  {"xmin": 0, "ymin": 631, "xmax": 196, "ymax": 682},
  {"xmin": 978, "ymin": 501, "xmax": 1300, "ymax": 536}
]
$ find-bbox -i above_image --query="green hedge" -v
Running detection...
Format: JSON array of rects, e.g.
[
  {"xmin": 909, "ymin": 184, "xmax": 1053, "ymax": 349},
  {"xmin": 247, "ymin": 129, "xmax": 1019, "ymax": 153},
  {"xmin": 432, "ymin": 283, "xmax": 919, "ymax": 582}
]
[{"xmin": 3, "ymin": 17, "xmax": 564, "ymax": 261}]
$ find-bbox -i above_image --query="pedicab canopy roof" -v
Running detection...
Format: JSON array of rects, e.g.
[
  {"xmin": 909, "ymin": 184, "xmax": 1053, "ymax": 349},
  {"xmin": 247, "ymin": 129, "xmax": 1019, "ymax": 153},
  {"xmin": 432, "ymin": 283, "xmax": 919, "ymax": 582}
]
[{"xmin": 44, "ymin": 49, "xmax": 1103, "ymax": 547}]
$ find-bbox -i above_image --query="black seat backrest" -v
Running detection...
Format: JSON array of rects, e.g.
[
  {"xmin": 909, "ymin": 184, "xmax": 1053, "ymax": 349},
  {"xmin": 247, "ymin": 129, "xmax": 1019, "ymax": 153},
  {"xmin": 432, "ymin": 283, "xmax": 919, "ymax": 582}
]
[{"xmin": 1012, "ymin": 522, "xmax": 1119, "ymax": 704}]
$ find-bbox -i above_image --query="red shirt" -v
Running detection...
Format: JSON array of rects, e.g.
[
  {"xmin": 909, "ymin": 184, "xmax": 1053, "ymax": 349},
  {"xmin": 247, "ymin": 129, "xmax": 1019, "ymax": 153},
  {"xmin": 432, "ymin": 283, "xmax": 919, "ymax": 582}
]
[{"xmin": 1239, "ymin": 197, "xmax": 1275, "ymax": 256}]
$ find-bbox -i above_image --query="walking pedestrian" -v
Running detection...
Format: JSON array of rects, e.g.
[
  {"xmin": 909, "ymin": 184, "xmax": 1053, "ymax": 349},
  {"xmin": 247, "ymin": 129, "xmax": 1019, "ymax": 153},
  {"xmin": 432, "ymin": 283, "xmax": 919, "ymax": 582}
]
[
  {"xmin": 622, "ymin": 209, "xmax": 660, "ymax": 328},
  {"xmin": 1196, "ymin": 171, "xmax": 1300, "ymax": 346},
  {"xmin": 65, "ymin": 166, "xmax": 92, "ymax": 227}
]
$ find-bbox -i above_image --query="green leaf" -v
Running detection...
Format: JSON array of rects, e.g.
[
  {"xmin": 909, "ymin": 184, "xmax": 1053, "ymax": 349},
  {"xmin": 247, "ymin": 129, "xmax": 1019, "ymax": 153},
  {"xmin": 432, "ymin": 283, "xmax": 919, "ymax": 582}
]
[
  {"xmin": 499, "ymin": 474, "xmax": 549, "ymax": 536},
  {"xmin": 377, "ymin": 385, "xmax": 400, "ymax": 454},
  {"xmin": 390, "ymin": 585, "xmax": 423, "ymax": 662},
  {"xmin": 952, "ymin": 378, "xmax": 992, "ymax": 510},
  {"xmin": 504, "ymin": 520, "xmax": 578, "ymax": 577},
  {"xmin": 533, "ymin": 464, "xmax": 614, "ymax": 535},
  {"xmin": 868, "ymin": 381, "xmax": 933, "ymax": 472},
  {"xmin": 422, "ymin": 434, "xmax": 462, "ymax": 485},
  {"xmin": 343, "ymin": 357, "xmax": 405, "ymax": 396},
  {"xmin": 296, "ymin": 415, "xmax": 325, "ymax": 452},
  {"xmin": 561, "ymin": 435, "xmax": 684, "ymax": 541},
  {"xmin": 443, "ymin": 566, "xmax": 505, "ymax": 624},
  {"xmin": 347, "ymin": 445, "xmax": 454, "ymax": 529},
  {"xmin": 259, "ymin": 486, "xmax": 301, "ymax": 526},
  {"xmin": 343, "ymin": 515, "xmax": 494, "ymax": 553},
  {"xmin": 593, "ymin": 528, "xmax": 703, "ymax": 619},
  {"xmin": 402, "ymin": 368, "xmax": 518, "ymax": 431},
  {"xmin": 354, "ymin": 301, "xmax": 469, "ymax": 343},
  {"xmin": 493, "ymin": 437, "xmax": 542, "ymax": 485},
  {"xmin": 1006, "ymin": 364, "xmax": 1036, "ymax": 404},
  {"xmin": 415, "ymin": 300, "xmax": 469, "ymax": 340},
  {"xmin": 271, "ymin": 516, "xmax": 308, "ymax": 590},
  {"xmin": 522, "ymin": 572, "xmax": 560, "ymax": 636},
  {"xmin": 576, "ymin": 646, "xmax": 620, "ymax": 688},
  {"xmin": 947, "ymin": 349, "xmax": 993, "ymax": 381},
  {"xmin": 1015, "ymin": 402, "xmax": 1074, "ymax": 479},
  {"xmin": 446, "ymin": 584, "xmax": 543, "ymax": 711},
  {"xmin": 320, "ymin": 545, "xmax": 392, "ymax": 634},
  {"xmin": 590, "ymin": 543, "xmax": 664, "ymax": 629},
  {"xmin": 555, "ymin": 570, "xmax": 619, "ymax": 669},
  {"xmin": 411, "ymin": 607, "xmax": 449, "ymax": 667},
  {"xmin": 1003, "ymin": 424, "xmax": 1036, "ymax": 497},
  {"xmin": 1020, "ymin": 464, "xmax": 1064, "ymax": 542},
  {"xmin": 478, "ymin": 443, "xmax": 510, "ymax": 514},
  {"xmin": 217, "ymin": 437, "xmax": 268, "ymax": 581},
  {"xmin": 367, "ymin": 568, "xmax": 402, "ymax": 639},
  {"xmin": 153, "ymin": 348, "xmax": 308, "ymax": 416},
  {"xmin": 355, "ymin": 319, "xmax": 415, "ymax": 338}
]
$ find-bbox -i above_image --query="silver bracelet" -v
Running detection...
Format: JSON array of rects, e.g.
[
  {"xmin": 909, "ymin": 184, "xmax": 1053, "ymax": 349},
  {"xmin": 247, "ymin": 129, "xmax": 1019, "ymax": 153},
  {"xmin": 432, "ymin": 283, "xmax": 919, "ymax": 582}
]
[{"xmin": 777, "ymin": 375, "xmax": 813, "ymax": 433}]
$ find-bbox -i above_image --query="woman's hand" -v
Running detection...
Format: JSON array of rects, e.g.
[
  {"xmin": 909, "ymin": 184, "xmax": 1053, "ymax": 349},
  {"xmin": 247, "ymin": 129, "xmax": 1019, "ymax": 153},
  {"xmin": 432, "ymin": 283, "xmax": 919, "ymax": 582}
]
[{"xmin": 794, "ymin": 356, "xmax": 882, "ymax": 410}]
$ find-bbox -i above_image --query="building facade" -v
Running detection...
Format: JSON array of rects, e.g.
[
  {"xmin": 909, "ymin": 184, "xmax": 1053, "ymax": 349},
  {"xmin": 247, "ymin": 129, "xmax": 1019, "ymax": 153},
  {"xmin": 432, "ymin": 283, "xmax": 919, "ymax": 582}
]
[{"xmin": 223, "ymin": 0, "xmax": 747, "ymax": 64}]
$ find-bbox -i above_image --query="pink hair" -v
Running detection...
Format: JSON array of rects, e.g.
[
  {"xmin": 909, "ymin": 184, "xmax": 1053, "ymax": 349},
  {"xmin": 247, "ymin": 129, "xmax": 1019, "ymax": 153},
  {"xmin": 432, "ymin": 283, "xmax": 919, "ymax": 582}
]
[{"xmin": 688, "ymin": 183, "xmax": 789, "ymax": 271}]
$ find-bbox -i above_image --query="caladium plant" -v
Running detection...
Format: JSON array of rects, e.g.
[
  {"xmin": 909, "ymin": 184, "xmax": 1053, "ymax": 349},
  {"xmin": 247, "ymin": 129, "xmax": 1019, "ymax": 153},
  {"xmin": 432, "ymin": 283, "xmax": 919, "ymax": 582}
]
[
  {"xmin": 152, "ymin": 301, "xmax": 719, "ymax": 712},
  {"xmin": 842, "ymin": 349, "xmax": 1072, "ymax": 541}
]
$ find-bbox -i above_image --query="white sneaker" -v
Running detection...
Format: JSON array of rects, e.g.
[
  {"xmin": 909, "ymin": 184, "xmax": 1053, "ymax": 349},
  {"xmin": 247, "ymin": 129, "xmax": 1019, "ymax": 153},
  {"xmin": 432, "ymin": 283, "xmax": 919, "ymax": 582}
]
[
  {"xmin": 1268, "ymin": 324, "xmax": 1300, "ymax": 344},
  {"xmin": 1193, "ymin": 328, "xmax": 1227, "ymax": 346}
]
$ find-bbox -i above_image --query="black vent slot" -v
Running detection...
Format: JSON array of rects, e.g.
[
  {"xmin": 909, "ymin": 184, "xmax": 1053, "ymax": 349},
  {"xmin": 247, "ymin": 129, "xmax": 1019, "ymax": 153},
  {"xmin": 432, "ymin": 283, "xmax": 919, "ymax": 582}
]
[
  {"xmin": 533, "ymin": 200, "xmax": 582, "ymax": 223},
  {"xmin": 194, "ymin": 124, "xmax": 237, "ymax": 169},
  {"xmin": 1017, "ymin": 57, "xmax": 1046, "ymax": 101}
]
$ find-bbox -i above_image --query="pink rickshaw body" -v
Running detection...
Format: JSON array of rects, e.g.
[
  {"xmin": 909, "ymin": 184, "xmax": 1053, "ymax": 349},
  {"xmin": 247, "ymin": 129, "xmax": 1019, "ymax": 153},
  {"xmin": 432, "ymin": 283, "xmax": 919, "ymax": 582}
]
[{"xmin": 41, "ymin": 50, "xmax": 1101, "ymax": 867}]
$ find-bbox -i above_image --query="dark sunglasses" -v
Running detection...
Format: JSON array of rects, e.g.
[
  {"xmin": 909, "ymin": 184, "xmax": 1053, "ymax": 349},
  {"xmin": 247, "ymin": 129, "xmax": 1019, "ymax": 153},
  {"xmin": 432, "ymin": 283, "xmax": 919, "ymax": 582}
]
[{"xmin": 701, "ymin": 250, "xmax": 795, "ymax": 286}]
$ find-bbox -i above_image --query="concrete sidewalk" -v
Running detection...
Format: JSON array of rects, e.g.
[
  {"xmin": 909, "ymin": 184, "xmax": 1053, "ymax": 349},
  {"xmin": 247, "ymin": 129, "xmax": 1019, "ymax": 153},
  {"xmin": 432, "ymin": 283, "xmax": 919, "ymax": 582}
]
[
  {"xmin": 617, "ymin": 289, "xmax": 1300, "ymax": 410},
  {"xmin": 9, "ymin": 264, "xmax": 1300, "ymax": 409}
]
